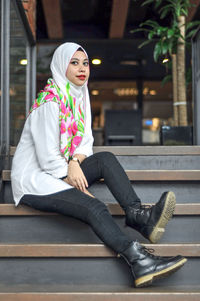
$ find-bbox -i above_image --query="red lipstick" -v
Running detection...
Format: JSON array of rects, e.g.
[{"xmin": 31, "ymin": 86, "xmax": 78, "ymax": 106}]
[{"xmin": 77, "ymin": 75, "xmax": 86, "ymax": 80}]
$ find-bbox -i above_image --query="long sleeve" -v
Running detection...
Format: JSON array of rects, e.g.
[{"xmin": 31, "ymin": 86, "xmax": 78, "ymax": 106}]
[
  {"xmin": 73, "ymin": 93, "xmax": 94, "ymax": 157},
  {"xmin": 30, "ymin": 101, "xmax": 68, "ymax": 178}
]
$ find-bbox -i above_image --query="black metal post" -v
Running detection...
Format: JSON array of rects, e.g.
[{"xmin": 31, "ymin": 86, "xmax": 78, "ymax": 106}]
[
  {"xmin": 1, "ymin": 0, "xmax": 10, "ymax": 168},
  {"xmin": 26, "ymin": 45, "xmax": 36, "ymax": 116}
]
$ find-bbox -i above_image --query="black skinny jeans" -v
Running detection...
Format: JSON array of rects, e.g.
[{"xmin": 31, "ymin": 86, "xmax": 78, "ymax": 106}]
[{"xmin": 21, "ymin": 151, "xmax": 141, "ymax": 253}]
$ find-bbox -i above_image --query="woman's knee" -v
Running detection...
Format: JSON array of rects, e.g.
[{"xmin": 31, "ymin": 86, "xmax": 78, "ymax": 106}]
[{"xmin": 95, "ymin": 151, "xmax": 116, "ymax": 165}]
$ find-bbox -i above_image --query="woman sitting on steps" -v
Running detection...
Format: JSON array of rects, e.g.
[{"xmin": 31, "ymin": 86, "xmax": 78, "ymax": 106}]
[{"xmin": 11, "ymin": 42, "xmax": 187, "ymax": 288}]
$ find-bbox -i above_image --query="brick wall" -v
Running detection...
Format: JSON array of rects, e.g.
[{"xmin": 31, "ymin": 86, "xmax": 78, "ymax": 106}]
[{"xmin": 21, "ymin": 0, "xmax": 36, "ymax": 39}]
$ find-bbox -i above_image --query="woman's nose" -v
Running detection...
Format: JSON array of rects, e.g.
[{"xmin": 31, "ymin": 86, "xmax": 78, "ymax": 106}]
[{"xmin": 79, "ymin": 64, "xmax": 86, "ymax": 72}]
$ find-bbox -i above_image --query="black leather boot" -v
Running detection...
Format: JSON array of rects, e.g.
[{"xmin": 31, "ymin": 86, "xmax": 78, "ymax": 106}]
[
  {"xmin": 125, "ymin": 191, "xmax": 176, "ymax": 243},
  {"xmin": 119, "ymin": 241, "xmax": 187, "ymax": 287}
]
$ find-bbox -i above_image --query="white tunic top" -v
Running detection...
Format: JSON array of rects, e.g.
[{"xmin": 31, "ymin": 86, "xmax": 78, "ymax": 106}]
[{"xmin": 11, "ymin": 100, "xmax": 94, "ymax": 206}]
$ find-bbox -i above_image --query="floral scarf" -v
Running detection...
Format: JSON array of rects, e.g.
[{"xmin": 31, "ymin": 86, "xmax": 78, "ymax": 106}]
[{"xmin": 29, "ymin": 78, "xmax": 85, "ymax": 161}]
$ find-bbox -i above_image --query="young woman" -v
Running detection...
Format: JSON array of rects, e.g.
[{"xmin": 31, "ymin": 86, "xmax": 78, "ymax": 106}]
[{"xmin": 11, "ymin": 42, "xmax": 187, "ymax": 288}]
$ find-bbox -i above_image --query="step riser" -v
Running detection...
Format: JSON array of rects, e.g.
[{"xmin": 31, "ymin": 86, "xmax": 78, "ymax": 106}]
[
  {"xmin": 90, "ymin": 182, "xmax": 200, "ymax": 204},
  {"xmin": 9, "ymin": 155, "xmax": 200, "ymax": 170},
  {"xmin": 3, "ymin": 182, "xmax": 200, "ymax": 204},
  {"xmin": 117, "ymin": 155, "xmax": 200, "ymax": 170},
  {"xmin": 0, "ymin": 216, "xmax": 199, "ymax": 244},
  {"xmin": 0, "ymin": 258, "xmax": 198, "ymax": 287}
]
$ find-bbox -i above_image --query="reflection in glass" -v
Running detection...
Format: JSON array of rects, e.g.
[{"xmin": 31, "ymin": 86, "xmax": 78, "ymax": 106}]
[{"xmin": 10, "ymin": 1, "xmax": 27, "ymax": 146}]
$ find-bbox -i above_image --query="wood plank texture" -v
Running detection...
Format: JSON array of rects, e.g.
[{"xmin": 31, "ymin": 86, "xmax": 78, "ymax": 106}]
[
  {"xmin": 0, "ymin": 203, "xmax": 199, "ymax": 216},
  {"xmin": 94, "ymin": 146, "xmax": 200, "ymax": 156},
  {"xmin": 10, "ymin": 146, "xmax": 200, "ymax": 156},
  {"xmin": 41, "ymin": 0, "xmax": 63, "ymax": 39},
  {"xmin": 3, "ymin": 170, "xmax": 200, "ymax": 181},
  {"xmin": 0, "ymin": 243, "xmax": 198, "ymax": 257},
  {"xmin": 0, "ymin": 292, "xmax": 200, "ymax": 301},
  {"xmin": 109, "ymin": 0, "xmax": 130, "ymax": 38}
]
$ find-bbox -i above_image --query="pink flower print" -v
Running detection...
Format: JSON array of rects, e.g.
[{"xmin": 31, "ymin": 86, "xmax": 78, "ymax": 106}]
[
  {"xmin": 69, "ymin": 143, "xmax": 75, "ymax": 156},
  {"xmin": 32, "ymin": 103, "xmax": 38, "ymax": 109},
  {"xmin": 61, "ymin": 101, "xmax": 67, "ymax": 114},
  {"xmin": 44, "ymin": 94, "xmax": 53, "ymax": 101},
  {"xmin": 73, "ymin": 135, "xmax": 82, "ymax": 146},
  {"xmin": 69, "ymin": 136, "xmax": 82, "ymax": 156},
  {"xmin": 47, "ymin": 87, "xmax": 57, "ymax": 96},
  {"xmin": 71, "ymin": 122, "xmax": 78, "ymax": 135},
  {"xmin": 60, "ymin": 120, "xmax": 66, "ymax": 134},
  {"xmin": 60, "ymin": 148, "xmax": 65, "ymax": 154},
  {"xmin": 67, "ymin": 125, "xmax": 72, "ymax": 136}
]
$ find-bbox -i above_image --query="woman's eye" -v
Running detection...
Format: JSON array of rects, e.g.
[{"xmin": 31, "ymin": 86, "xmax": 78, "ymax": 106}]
[
  {"xmin": 71, "ymin": 61, "xmax": 78, "ymax": 65},
  {"xmin": 83, "ymin": 62, "xmax": 89, "ymax": 66}
]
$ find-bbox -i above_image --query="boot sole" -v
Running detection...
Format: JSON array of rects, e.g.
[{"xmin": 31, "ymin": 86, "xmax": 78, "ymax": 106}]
[
  {"xmin": 135, "ymin": 257, "xmax": 187, "ymax": 288},
  {"xmin": 149, "ymin": 191, "xmax": 176, "ymax": 243}
]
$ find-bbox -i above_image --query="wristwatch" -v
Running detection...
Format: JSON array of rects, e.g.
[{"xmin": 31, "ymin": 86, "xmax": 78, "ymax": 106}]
[{"xmin": 70, "ymin": 157, "xmax": 80, "ymax": 164}]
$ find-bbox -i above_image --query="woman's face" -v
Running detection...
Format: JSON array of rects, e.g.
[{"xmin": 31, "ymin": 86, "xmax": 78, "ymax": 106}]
[{"xmin": 66, "ymin": 50, "xmax": 90, "ymax": 86}]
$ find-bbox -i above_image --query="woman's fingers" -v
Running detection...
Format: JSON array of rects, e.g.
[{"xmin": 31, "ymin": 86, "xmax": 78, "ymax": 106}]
[
  {"xmin": 83, "ymin": 176, "xmax": 88, "ymax": 188},
  {"xmin": 73, "ymin": 177, "xmax": 84, "ymax": 192}
]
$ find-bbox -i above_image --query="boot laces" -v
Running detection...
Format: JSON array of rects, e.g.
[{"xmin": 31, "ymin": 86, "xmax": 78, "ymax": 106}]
[
  {"xmin": 135, "ymin": 242, "xmax": 162, "ymax": 259},
  {"xmin": 138, "ymin": 204, "xmax": 152, "ymax": 215}
]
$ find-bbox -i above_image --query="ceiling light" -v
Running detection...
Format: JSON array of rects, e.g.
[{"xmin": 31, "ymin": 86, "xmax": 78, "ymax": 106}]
[
  {"xmin": 162, "ymin": 58, "xmax": 169, "ymax": 63},
  {"xmin": 91, "ymin": 90, "xmax": 99, "ymax": 96},
  {"xmin": 92, "ymin": 59, "xmax": 101, "ymax": 65},
  {"xmin": 149, "ymin": 90, "xmax": 157, "ymax": 95},
  {"xmin": 114, "ymin": 88, "xmax": 138, "ymax": 96},
  {"xmin": 20, "ymin": 59, "xmax": 28, "ymax": 65},
  {"xmin": 143, "ymin": 87, "xmax": 149, "ymax": 95}
]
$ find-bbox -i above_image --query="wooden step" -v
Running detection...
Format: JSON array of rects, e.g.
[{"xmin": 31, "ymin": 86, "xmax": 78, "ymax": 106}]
[
  {"xmin": 3, "ymin": 169, "xmax": 200, "ymax": 181},
  {"xmin": 0, "ymin": 243, "xmax": 198, "ymax": 257},
  {"xmin": 0, "ymin": 203, "xmax": 200, "ymax": 216},
  {"xmin": 10, "ymin": 145, "xmax": 200, "ymax": 156},
  {"xmin": 0, "ymin": 290, "xmax": 200, "ymax": 301}
]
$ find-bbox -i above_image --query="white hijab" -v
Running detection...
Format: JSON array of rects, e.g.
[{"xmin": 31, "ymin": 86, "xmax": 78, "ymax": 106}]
[{"xmin": 50, "ymin": 42, "xmax": 89, "ymax": 107}]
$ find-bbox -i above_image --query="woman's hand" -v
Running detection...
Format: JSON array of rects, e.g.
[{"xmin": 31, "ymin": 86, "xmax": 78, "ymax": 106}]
[{"xmin": 64, "ymin": 160, "xmax": 88, "ymax": 192}]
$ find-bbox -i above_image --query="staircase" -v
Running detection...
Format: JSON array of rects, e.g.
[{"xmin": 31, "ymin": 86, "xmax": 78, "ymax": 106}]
[{"xmin": 0, "ymin": 145, "xmax": 200, "ymax": 300}]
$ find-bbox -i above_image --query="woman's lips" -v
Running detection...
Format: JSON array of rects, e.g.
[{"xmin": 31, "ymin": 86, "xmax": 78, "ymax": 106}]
[{"xmin": 77, "ymin": 75, "xmax": 86, "ymax": 80}]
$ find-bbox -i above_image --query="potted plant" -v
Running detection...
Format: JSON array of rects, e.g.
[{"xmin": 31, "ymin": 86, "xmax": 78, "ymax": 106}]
[{"xmin": 131, "ymin": 0, "xmax": 200, "ymax": 144}]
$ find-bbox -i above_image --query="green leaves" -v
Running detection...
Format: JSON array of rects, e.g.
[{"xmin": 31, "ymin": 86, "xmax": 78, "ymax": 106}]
[
  {"xmin": 138, "ymin": 39, "xmax": 152, "ymax": 49},
  {"xmin": 186, "ymin": 20, "xmax": 200, "ymax": 31},
  {"xmin": 130, "ymin": 0, "xmax": 199, "ymax": 62},
  {"xmin": 162, "ymin": 74, "xmax": 172, "ymax": 86},
  {"xmin": 154, "ymin": 42, "xmax": 162, "ymax": 62},
  {"xmin": 167, "ymin": 29, "xmax": 174, "ymax": 38}
]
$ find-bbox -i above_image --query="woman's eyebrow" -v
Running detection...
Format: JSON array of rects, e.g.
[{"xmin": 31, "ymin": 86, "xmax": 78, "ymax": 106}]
[{"xmin": 71, "ymin": 58, "xmax": 89, "ymax": 61}]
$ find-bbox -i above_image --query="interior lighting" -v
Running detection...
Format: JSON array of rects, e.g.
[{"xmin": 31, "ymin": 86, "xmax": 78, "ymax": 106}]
[
  {"xmin": 162, "ymin": 58, "xmax": 169, "ymax": 63},
  {"xmin": 149, "ymin": 90, "xmax": 157, "ymax": 95},
  {"xmin": 91, "ymin": 90, "xmax": 99, "ymax": 95},
  {"xmin": 114, "ymin": 88, "xmax": 138, "ymax": 96},
  {"xmin": 92, "ymin": 59, "xmax": 101, "ymax": 65},
  {"xmin": 152, "ymin": 118, "xmax": 160, "ymax": 131},
  {"xmin": 20, "ymin": 59, "xmax": 28, "ymax": 65},
  {"xmin": 143, "ymin": 87, "xmax": 149, "ymax": 95}
]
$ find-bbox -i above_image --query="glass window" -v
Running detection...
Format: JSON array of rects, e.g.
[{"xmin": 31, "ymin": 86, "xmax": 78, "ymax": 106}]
[{"xmin": 10, "ymin": 0, "xmax": 27, "ymax": 146}]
